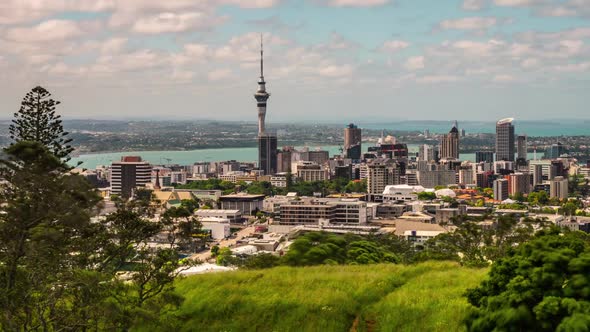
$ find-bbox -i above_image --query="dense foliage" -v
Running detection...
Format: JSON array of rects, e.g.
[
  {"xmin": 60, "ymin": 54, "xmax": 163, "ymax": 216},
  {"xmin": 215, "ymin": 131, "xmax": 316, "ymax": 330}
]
[
  {"xmin": 177, "ymin": 178, "xmax": 367, "ymax": 197},
  {"xmin": 0, "ymin": 87, "xmax": 189, "ymax": 330},
  {"xmin": 465, "ymin": 228, "xmax": 590, "ymax": 331}
]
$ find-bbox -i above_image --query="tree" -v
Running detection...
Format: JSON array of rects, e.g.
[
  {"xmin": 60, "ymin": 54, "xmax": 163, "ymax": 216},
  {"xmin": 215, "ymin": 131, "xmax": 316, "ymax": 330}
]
[
  {"xmin": 0, "ymin": 141, "xmax": 101, "ymax": 330},
  {"xmin": 417, "ymin": 192, "xmax": 437, "ymax": 201},
  {"xmin": 9, "ymin": 86, "xmax": 74, "ymax": 161},
  {"xmin": 465, "ymin": 228, "xmax": 590, "ymax": 331}
]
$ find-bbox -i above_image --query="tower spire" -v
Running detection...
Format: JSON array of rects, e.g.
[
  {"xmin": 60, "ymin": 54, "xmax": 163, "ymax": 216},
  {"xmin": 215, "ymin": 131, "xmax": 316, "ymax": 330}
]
[{"xmin": 260, "ymin": 34, "xmax": 264, "ymax": 82}]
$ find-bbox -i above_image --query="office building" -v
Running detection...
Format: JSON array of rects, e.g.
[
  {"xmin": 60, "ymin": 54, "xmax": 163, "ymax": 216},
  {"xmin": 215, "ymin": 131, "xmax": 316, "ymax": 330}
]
[
  {"xmin": 517, "ymin": 134, "xmax": 527, "ymax": 161},
  {"xmin": 296, "ymin": 162, "xmax": 329, "ymax": 182},
  {"xmin": 110, "ymin": 156, "xmax": 152, "ymax": 198},
  {"xmin": 506, "ymin": 172, "xmax": 530, "ymax": 196},
  {"xmin": 417, "ymin": 169, "xmax": 457, "ymax": 188},
  {"xmin": 532, "ymin": 164, "xmax": 543, "ymax": 187},
  {"xmin": 475, "ymin": 151, "xmax": 494, "ymax": 163},
  {"xmin": 459, "ymin": 168, "xmax": 475, "ymax": 186},
  {"xmin": 439, "ymin": 123, "xmax": 459, "ymax": 160},
  {"xmin": 493, "ymin": 178, "xmax": 509, "ymax": 201},
  {"xmin": 550, "ymin": 176, "xmax": 569, "ymax": 200},
  {"xmin": 255, "ymin": 38, "xmax": 277, "ymax": 175},
  {"xmin": 366, "ymin": 159, "xmax": 401, "ymax": 196},
  {"xmin": 545, "ymin": 142, "xmax": 566, "ymax": 159},
  {"xmin": 496, "ymin": 118, "xmax": 515, "ymax": 161},
  {"xmin": 419, "ymin": 144, "xmax": 436, "ymax": 162},
  {"xmin": 220, "ymin": 193, "xmax": 265, "ymax": 215},
  {"xmin": 344, "ymin": 123, "xmax": 362, "ymax": 160},
  {"xmin": 276, "ymin": 147, "xmax": 293, "ymax": 173}
]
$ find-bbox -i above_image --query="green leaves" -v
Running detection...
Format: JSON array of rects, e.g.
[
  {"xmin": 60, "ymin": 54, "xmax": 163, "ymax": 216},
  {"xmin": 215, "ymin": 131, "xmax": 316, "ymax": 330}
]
[{"xmin": 465, "ymin": 230, "xmax": 590, "ymax": 331}]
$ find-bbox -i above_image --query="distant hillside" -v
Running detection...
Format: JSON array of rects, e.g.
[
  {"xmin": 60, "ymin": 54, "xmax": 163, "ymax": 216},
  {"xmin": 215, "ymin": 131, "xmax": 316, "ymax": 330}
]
[{"xmin": 139, "ymin": 261, "xmax": 487, "ymax": 332}]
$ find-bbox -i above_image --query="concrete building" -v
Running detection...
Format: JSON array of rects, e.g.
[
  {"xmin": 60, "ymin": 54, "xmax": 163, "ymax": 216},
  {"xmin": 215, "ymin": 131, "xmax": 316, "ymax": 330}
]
[
  {"xmin": 200, "ymin": 218, "xmax": 231, "ymax": 240},
  {"xmin": 459, "ymin": 168, "xmax": 475, "ymax": 186},
  {"xmin": 382, "ymin": 185, "xmax": 426, "ymax": 202},
  {"xmin": 417, "ymin": 169, "xmax": 456, "ymax": 188},
  {"xmin": 493, "ymin": 178, "xmax": 509, "ymax": 201},
  {"xmin": 110, "ymin": 156, "xmax": 152, "ymax": 198},
  {"xmin": 507, "ymin": 172, "xmax": 530, "ymax": 196},
  {"xmin": 475, "ymin": 151, "xmax": 494, "ymax": 163},
  {"xmin": 276, "ymin": 147, "xmax": 293, "ymax": 173},
  {"xmin": 220, "ymin": 193, "xmax": 265, "ymax": 215},
  {"xmin": 496, "ymin": 118, "xmax": 515, "ymax": 162},
  {"xmin": 195, "ymin": 209, "xmax": 242, "ymax": 223},
  {"xmin": 366, "ymin": 159, "xmax": 401, "ymax": 197},
  {"xmin": 517, "ymin": 134, "xmax": 527, "ymax": 161},
  {"xmin": 296, "ymin": 161, "xmax": 329, "ymax": 182},
  {"xmin": 344, "ymin": 123, "xmax": 362, "ymax": 160},
  {"xmin": 550, "ymin": 176, "xmax": 569, "ymax": 200},
  {"xmin": 532, "ymin": 164, "xmax": 543, "ymax": 187},
  {"xmin": 439, "ymin": 124, "xmax": 459, "ymax": 160},
  {"xmin": 419, "ymin": 144, "xmax": 436, "ymax": 162},
  {"xmin": 278, "ymin": 198, "xmax": 368, "ymax": 225},
  {"xmin": 404, "ymin": 230, "xmax": 446, "ymax": 247}
]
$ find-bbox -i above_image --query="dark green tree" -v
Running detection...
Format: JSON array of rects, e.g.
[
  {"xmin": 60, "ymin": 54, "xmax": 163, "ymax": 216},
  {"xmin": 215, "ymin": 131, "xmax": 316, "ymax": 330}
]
[
  {"xmin": 465, "ymin": 228, "xmax": 590, "ymax": 331},
  {"xmin": 9, "ymin": 86, "xmax": 74, "ymax": 161}
]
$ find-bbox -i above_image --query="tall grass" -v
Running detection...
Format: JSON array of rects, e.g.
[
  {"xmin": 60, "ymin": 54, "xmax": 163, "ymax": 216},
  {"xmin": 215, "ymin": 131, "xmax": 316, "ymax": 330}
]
[{"xmin": 140, "ymin": 261, "xmax": 487, "ymax": 332}]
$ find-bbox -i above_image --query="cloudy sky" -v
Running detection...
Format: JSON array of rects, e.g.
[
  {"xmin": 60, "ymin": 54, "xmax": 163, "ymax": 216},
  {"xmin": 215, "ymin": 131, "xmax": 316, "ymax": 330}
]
[{"xmin": 0, "ymin": 0, "xmax": 589, "ymax": 122}]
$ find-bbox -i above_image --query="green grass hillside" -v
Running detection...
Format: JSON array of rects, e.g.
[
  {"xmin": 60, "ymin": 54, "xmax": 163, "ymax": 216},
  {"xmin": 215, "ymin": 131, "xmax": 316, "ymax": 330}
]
[{"xmin": 151, "ymin": 261, "xmax": 487, "ymax": 332}]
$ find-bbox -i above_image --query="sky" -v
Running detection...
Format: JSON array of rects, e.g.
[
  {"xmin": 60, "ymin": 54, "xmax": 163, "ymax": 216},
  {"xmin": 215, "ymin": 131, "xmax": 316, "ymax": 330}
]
[{"xmin": 0, "ymin": 0, "xmax": 589, "ymax": 122}]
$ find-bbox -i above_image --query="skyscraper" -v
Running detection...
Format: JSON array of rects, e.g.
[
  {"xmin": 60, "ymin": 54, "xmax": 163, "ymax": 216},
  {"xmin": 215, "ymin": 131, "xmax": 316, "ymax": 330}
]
[
  {"xmin": 255, "ymin": 36, "xmax": 277, "ymax": 175},
  {"xmin": 496, "ymin": 118, "xmax": 515, "ymax": 162},
  {"xmin": 439, "ymin": 122, "xmax": 459, "ymax": 160},
  {"xmin": 493, "ymin": 178, "xmax": 509, "ymax": 202},
  {"xmin": 517, "ymin": 134, "xmax": 527, "ymax": 161},
  {"xmin": 110, "ymin": 156, "xmax": 152, "ymax": 198},
  {"xmin": 344, "ymin": 123, "xmax": 362, "ymax": 160}
]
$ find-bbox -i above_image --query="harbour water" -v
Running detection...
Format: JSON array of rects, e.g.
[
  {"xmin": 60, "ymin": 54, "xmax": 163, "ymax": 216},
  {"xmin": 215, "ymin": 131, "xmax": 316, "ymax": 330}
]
[{"xmin": 70, "ymin": 145, "xmax": 537, "ymax": 169}]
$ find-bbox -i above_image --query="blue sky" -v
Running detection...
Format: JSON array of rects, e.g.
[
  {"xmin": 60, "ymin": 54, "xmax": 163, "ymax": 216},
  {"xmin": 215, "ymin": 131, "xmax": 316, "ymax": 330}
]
[{"xmin": 0, "ymin": 0, "xmax": 588, "ymax": 122}]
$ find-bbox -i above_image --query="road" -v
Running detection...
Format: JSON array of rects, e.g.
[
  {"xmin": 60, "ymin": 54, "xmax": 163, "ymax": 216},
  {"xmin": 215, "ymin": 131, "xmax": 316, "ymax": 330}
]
[{"xmin": 190, "ymin": 226, "xmax": 255, "ymax": 263}]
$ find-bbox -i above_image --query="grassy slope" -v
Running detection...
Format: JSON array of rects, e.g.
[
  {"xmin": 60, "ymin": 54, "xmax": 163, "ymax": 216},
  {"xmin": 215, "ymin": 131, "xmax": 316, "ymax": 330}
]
[{"xmin": 164, "ymin": 261, "xmax": 487, "ymax": 332}]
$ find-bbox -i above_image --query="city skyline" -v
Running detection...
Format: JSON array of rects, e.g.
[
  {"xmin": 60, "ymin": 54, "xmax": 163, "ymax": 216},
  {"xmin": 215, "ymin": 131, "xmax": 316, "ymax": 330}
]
[{"xmin": 0, "ymin": 1, "xmax": 589, "ymax": 121}]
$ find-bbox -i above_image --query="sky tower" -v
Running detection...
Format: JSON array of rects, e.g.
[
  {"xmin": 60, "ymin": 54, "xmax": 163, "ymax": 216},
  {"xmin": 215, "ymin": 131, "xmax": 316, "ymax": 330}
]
[
  {"xmin": 255, "ymin": 36, "xmax": 277, "ymax": 175},
  {"xmin": 255, "ymin": 35, "xmax": 270, "ymax": 135}
]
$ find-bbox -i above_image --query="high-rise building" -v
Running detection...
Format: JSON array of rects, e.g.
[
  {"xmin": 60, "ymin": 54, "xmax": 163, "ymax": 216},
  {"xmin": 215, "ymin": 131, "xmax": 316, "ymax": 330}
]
[
  {"xmin": 258, "ymin": 134, "xmax": 277, "ymax": 175},
  {"xmin": 475, "ymin": 151, "xmax": 494, "ymax": 163},
  {"xmin": 276, "ymin": 147, "xmax": 293, "ymax": 173},
  {"xmin": 517, "ymin": 134, "xmax": 527, "ymax": 161},
  {"xmin": 419, "ymin": 144, "xmax": 436, "ymax": 162},
  {"xmin": 110, "ymin": 156, "xmax": 152, "ymax": 198},
  {"xmin": 532, "ymin": 164, "xmax": 543, "ymax": 187},
  {"xmin": 344, "ymin": 123, "xmax": 362, "ymax": 161},
  {"xmin": 506, "ymin": 172, "xmax": 530, "ymax": 196},
  {"xmin": 255, "ymin": 37, "xmax": 277, "ymax": 175},
  {"xmin": 439, "ymin": 123, "xmax": 459, "ymax": 159},
  {"xmin": 493, "ymin": 178, "xmax": 509, "ymax": 201},
  {"xmin": 550, "ymin": 176, "xmax": 569, "ymax": 200},
  {"xmin": 545, "ymin": 142, "xmax": 566, "ymax": 159},
  {"xmin": 496, "ymin": 118, "xmax": 515, "ymax": 161},
  {"xmin": 366, "ymin": 159, "xmax": 401, "ymax": 196}
]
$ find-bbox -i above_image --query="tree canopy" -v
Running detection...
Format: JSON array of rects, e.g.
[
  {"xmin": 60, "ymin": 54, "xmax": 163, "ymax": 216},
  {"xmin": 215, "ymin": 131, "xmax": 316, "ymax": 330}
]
[{"xmin": 465, "ymin": 228, "xmax": 590, "ymax": 331}]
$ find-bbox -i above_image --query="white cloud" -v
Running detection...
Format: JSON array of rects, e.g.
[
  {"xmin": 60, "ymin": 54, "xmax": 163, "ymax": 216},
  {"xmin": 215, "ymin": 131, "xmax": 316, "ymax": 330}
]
[
  {"xmin": 208, "ymin": 68, "xmax": 233, "ymax": 81},
  {"xmin": 322, "ymin": 0, "xmax": 390, "ymax": 6},
  {"xmin": 417, "ymin": 75, "xmax": 461, "ymax": 84},
  {"xmin": 318, "ymin": 64, "xmax": 354, "ymax": 77},
  {"xmin": 462, "ymin": 0, "xmax": 487, "ymax": 10},
  {"xmin": 493, "ymin": 0, "xmax": 537, "ymax": 7},
  {"xmin": 5, "ymin": 20, "xmax": 90, "ymax": 42},
  {"xmin": 439, "ymin": 17, "xmax": 498, "ymax": 30},
  {"xmin": 492, "ymin": 74, "xmax": 515, "ymax": 82},
  {"xmin": 131, "ymin": 12, "xmax": 224, "ymax": 34},
  {"xmin": 380, "ymin": 40, "xmax": 409, "ymax": 52},
  {"xmin": 404, "ymin": 56, "xmax": 425, "ymax": 70}
]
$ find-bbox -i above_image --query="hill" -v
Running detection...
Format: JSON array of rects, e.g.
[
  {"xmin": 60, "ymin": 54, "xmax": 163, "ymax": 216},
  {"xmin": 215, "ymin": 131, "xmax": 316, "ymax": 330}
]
[{"xmin": 147, "ymin": 261, "xmax": 487, "ymax": 332}]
